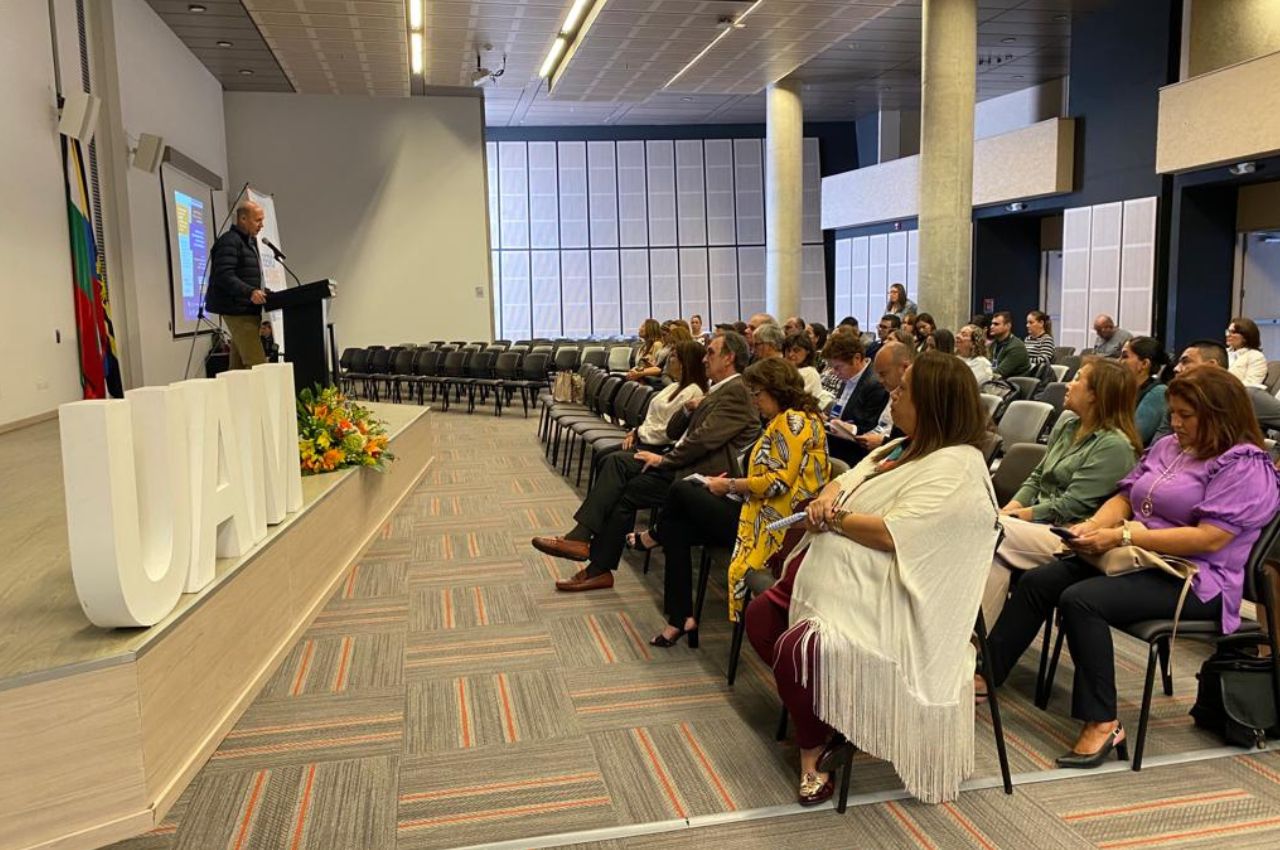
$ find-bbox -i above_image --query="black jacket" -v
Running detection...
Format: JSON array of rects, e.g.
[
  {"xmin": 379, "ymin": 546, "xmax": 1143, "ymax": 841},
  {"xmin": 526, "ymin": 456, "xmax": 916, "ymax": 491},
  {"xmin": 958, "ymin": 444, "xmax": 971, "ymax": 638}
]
[
  {"xmin": 828, "ymin": 368, "xmax": 889, "ymax": 465},
  {"xmin": 206, "ymin": 226, "xmax": 264, "ymax": 316}
]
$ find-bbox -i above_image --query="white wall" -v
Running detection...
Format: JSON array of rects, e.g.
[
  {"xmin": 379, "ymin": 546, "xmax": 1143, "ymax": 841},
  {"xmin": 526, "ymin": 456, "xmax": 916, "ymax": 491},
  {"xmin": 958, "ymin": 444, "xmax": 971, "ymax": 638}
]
[
  {"xmin": 974, "ymin": 78, "xmax": 1067, "ymax": 140},
  {"xmin": 0, "ymin": 0, "xmax": 83, "ymax": 427},
  {"xmin": 223, "ymin": 92, "xmax": 493, "ymax": 348},
  {"xmin": 104, "ymin": 0, "xmax": 229, "ymax": 387}
]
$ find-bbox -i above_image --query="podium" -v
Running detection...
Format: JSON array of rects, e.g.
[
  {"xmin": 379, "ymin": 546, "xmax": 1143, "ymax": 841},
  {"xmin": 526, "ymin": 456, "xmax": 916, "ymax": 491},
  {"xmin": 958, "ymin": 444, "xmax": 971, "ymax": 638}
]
[{"xmin": 266, "ymin": 279, "xmax": 336, "ymax": 392}]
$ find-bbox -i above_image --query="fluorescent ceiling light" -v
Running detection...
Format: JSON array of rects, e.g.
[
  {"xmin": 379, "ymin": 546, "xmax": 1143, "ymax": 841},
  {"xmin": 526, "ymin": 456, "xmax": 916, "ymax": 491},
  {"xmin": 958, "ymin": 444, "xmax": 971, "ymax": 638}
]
[
  {"xmin": 540, "ymin": 36, "xmax": 568, "ymax": 78},
  {"xmin": 411, "ymin": 32, "xmax": 424, "ymax": 74},
  {"xmin": 409, "ymin": 0, "xmax": 423, "ymax": 30},
  {"xmin": 562, "ymin": 0, "xmax": 594, "ymax": 34},
  {"xmin": 664, "ymin": 0, "xmax": 764, "ymax": 89}
]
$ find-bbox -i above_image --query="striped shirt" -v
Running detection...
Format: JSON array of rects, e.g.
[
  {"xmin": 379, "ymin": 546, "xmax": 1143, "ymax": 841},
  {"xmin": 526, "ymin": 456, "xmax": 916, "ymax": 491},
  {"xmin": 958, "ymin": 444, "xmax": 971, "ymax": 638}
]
[{"xmin": 1024, "ymin": 333, "xmax": 1056, "ymax": 368}]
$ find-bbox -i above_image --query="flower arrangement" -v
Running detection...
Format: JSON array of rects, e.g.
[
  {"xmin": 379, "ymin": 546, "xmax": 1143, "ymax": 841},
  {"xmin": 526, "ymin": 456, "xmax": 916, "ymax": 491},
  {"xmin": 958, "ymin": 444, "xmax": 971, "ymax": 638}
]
[{"xmin": 297, "ymin": 385, "xmax": 394, "ymax": 475}]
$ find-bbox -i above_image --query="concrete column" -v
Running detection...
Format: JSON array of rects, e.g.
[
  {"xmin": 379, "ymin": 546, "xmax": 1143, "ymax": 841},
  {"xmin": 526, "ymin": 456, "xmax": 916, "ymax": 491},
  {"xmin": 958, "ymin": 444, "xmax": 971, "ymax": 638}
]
[
  {"xmin": 765, "ymin": 79, "xmax": 803, "ymax": 320},
  {"xmin": 917, "ymin": 0, "xmax": 977, "ymax": 331}
]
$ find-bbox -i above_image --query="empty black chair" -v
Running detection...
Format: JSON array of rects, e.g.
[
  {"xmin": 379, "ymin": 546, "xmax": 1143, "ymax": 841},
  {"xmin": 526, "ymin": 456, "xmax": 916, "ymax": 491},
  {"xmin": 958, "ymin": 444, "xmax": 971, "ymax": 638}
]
[
  {"xmin": 552, "ymin": 347, "xmax": 581, "ymax": 373},
  {"xmin": 477, "ymin": 351, "xmax": 523, "ymax": 416},
  {"xmin": 410, "ymin": 348, "xmax": 443, "ymax": 404},
  {"xmin": 338, "ymin": 347, "xmax": 361, "ymax": 394},
  {"xmin": 505, "ymin": 352, "xmax": 551, "ymax": 417},
  {"xmin": 345, "ymin": 345, "xmax": 384, "ymax": 399},
  {"xmin": 458, "ymin": 350, "xmax": 497, "ymax": 413},
  {"xmin": 581, "ymin": 346, "xmax": 608, "ymax": 369},
  {"xmin": 389, "ymin": 348, "xmax": 416, "ymax": 403},
  {"xmin": 437, "ymin": 350, "xmax": 471, "ymax": 411}
]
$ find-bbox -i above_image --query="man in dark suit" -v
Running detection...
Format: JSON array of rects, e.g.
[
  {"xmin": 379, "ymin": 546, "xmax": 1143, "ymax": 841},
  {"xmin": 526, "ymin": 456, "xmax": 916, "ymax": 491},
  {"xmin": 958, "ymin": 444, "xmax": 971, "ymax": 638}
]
[
  {"xmin": 865, "ymin": 313, "xmax": 901, "ymax": 361},
  {"xmin": 533, "ymin": 332, "xmax": 761, "ymax": 592},
  {"xmin": 206, "ymin": 200, "xmax": 270, "ymax": 369},
  {"xmin": 822, "ymin": 331, "xmax": 888, "ymax": 465}
]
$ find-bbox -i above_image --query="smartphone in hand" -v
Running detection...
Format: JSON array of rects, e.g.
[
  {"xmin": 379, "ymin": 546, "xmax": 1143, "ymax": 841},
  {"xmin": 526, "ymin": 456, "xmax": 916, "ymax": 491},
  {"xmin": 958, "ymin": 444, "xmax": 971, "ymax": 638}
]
[{"xmin": 1048, "ymin": 526, "xmax": 1078, "ymax": 542}]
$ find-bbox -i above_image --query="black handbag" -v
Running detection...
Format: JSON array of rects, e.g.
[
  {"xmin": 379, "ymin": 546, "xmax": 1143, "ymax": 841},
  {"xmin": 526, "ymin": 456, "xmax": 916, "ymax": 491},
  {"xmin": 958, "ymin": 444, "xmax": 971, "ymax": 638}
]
[{"xmin": 1189, "ymin": 634, "xmax": 1280, "ymax": 749}]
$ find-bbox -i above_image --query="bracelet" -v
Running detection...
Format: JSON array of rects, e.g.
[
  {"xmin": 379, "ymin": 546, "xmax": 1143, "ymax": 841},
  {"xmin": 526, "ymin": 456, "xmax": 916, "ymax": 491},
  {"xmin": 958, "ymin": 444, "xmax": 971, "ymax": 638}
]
[
  {"xmin": 831, "ymin": 508, "xmax": 851, "ymax": 537},
  {"xmin": 728, "ymin": 478, "xmax": 737, "ymax": 495},
  {"xmin": 1121, "ymin": 521, "xmax": 1132, "ymax": 547}
]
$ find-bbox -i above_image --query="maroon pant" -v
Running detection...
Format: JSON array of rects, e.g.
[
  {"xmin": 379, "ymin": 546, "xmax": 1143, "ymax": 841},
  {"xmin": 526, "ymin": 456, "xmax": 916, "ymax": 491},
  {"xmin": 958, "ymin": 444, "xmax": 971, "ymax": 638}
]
[{"xmin": 744, "ymin": 548, "xmax": 834, "ymax": 749}]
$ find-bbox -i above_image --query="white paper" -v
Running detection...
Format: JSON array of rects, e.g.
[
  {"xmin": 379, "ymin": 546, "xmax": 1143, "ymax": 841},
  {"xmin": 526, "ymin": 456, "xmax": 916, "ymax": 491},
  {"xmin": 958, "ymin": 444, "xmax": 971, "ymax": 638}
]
[{"xmin": 765, "ymin": 512, "xmax": 808, "ymax": 532}]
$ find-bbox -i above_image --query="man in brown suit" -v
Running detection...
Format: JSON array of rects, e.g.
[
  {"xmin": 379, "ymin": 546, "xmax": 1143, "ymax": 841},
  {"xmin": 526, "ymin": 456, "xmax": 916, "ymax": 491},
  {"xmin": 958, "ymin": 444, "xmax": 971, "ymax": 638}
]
[{"xmin": 533, "ymin": 332, "xmax": 761, "ymax": 592}]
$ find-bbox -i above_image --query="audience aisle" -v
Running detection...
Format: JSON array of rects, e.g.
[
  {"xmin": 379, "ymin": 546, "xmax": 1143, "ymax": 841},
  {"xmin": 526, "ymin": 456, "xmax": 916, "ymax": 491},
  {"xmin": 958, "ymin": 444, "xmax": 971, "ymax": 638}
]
[{"xmin": 105, "ymin": 411, "xmax": 1267, "ymax": 850}]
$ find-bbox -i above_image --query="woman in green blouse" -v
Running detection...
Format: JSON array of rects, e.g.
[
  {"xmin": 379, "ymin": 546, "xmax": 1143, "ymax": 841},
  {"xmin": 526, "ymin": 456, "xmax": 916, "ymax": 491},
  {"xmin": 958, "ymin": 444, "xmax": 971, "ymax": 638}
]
[{"xmin": 982, "ymin": 359, "xmax": 1142, "ymax": 625}]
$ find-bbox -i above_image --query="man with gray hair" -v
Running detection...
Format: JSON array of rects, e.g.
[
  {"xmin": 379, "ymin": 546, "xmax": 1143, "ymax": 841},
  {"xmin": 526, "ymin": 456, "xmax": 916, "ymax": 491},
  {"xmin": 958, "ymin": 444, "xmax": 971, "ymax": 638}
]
[
  {"xmin": 1091, "ymin": 314, "xmax": 1132, "ymax": 358},
  {"xmin": 745, "ymin": 312, "xmax": 777, "ymax": 347},
  {"xmin": 751, "ymin": 323, "xmax": 785, "ymax": 360},
  {"xmin": 207, "ymin": 199, "xmax": 270, "ymax": 369},
  {"xmin": 532, "ymin": 332, "xmax": 760, "ymax": 592}
]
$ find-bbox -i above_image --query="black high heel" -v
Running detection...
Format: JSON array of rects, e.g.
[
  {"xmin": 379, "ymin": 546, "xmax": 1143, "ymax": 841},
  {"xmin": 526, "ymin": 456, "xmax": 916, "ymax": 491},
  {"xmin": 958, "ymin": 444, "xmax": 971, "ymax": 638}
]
[
  {"xmin": 816, "ymin": 734, "xmax": 854, "ymax": 773},
  {"xmin": 1055, "ymin": 724, "xmax": 1127, "ymax": 769},
  {"xmin": 626, "ymin": 531, "xmax": 659, "ymax": 552},
  {"xmin": 650, "ymin": 625, "xmax": 699, "ymax": 648}
]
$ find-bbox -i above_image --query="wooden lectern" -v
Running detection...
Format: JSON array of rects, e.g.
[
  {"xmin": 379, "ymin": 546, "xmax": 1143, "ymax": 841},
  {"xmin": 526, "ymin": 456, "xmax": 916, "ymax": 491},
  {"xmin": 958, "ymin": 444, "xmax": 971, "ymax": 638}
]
[{"xmin": 266, "ymin": 279, "xmax": 336, "ymax": 393}]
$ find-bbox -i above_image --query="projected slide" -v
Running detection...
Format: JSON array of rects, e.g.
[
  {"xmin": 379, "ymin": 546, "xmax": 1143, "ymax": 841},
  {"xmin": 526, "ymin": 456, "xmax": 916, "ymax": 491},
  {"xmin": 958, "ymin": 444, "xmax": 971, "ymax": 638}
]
[{"xmin": 174, "ymin": 189, "xmax": 209, "ymax": 324}]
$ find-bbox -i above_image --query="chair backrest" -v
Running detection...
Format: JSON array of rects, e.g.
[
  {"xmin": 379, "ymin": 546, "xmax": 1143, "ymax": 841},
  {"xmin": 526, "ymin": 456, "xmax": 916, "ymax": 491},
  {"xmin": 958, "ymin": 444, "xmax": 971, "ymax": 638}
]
[
  {"xmin": 610, "ymin": 381, "xmax": 638, "ymax": 421},
  {"xmin": 508, "ymin": 345, "xmax": 529, "ymax": 356},
  {"xmin": 980, "ymin": 393, "xmax": 1002, "ymax": 421},
  {"xmin": 979, "ymin": 431, "xmax": 1004, "ymax": 468},
  {"xmin": 553, "ymin": 347, "xmax": 581, "ymax": 372},
  {"xmin": 595, "ymin": 375, "xmax": 625, "ymax": 415},
  {"xmin": 997, "ymin": 400, "xmax": 1055, "ymax": 447},
  {"xmin": 349, "ymin": 348, "xmax": 370, "ymax": 371},
  {"xmin": 494, "ymin": 339, "xmax": 512, "ymax": 347},
  {"xmin": 450, "ymin": 340, "xmax": 469, "ymax": 346},
  {"xmin": 513, "ymin": 339, "xmax": 532, "ymax": 347},
  {"xmin": 582, "ymin": 347, "xmax": 608, "ymax": 368},
  {"xmin": 1053, "ymin": 346, "xmax": 1077, "ymax": 363},
  {"xmin": 1265, "ymin": 361, "xmax": 1280, "ymax": 395},
  {"xmin": 625, "ymin": 384, "xmax": 654, "ymax": 428},
  {"xmin": 1060, "ymin": 355, "xmax": 1082, "ymax": 381},
  {"xmin": 494, "ymin": 351, "xmax": 522, "ymax": 379},
  {"xmin": 606, "ymin": 346, "xmax": 633, "ymax": 372},
  {"xmin": 829, "ymin": 457, "xmax": 851, "ymax": 478},
  {"xmin": 338, "ymin": 347, "xmax": 358, "ymax": 369},
  {"xmin": 428, "ymin": 340, "xmax": 446, "ymax": 346},
  {"xmin": 991, "ymin": 442, "xmax": 1048, "ymax": 505},
  {"xmin": 530, "ymin": 344, "xmax": 554, "ymax": 356},
  {"xmin": 391, "ymin": 348, "xmax": 415, "ymax": 376},
  {"xmin": 1038, "ymin": 381, "xmax": 1069, "ymax": 415},
  {"xmin": 368, "ymin": 346, "xmax": 394, "ymax": 374},
  {"xmin": 441, "ymin": 350, "xmax": 469, "ymax": 377},
  {"xmin": 467, "ymin": 350, "xmax": 496, "ymax": 378},
  {"xmin": 1050, "ymin": 364, "xmax": 1069, "ymax": 382},
  {"xmin": 521, "ymin": 352, "xmax": 550, "ymax": 379},
  {"xmin": 1008, "ymin": 375, "xmax": 1040, "ymax": 401},
  {"xmin": 412, "ymin": 349, "xmax": 440, "ymax": 376}
]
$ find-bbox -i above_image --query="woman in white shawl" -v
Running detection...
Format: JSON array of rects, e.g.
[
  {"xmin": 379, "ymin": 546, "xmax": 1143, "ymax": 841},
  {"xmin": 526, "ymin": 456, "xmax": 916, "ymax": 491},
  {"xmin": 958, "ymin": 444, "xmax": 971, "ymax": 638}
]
[{"xmin": 745, "ymin": 352, "xmax": 1000, "ymax": 806}]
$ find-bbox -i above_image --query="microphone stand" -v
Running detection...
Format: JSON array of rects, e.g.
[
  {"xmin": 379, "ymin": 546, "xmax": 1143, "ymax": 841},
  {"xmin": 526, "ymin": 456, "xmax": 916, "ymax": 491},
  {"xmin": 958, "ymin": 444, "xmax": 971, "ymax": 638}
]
[{"xmin": 184, "ymin": 181, "xmax": 251, "ymax": 380}]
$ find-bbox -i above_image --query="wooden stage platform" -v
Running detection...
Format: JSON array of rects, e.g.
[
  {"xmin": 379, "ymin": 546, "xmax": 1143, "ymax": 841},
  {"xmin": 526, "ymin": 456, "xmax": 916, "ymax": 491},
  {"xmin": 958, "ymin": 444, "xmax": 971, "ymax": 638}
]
[{"xmin": 0, "ymin": 403, "xmax": 433, "ymax": 850}]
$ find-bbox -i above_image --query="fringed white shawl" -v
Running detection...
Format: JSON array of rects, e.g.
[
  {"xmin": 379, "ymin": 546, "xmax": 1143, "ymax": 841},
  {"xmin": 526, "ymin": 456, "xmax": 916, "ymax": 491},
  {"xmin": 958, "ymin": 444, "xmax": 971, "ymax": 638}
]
[{"xmin": 788, "ymin": 440, "xmax": 999, "ymax": 803}]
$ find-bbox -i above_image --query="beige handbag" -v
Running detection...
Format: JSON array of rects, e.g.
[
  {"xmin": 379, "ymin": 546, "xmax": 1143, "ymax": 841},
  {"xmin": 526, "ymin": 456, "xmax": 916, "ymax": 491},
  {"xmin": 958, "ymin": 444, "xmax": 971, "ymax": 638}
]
[{"xmin": 1074, "ymin": 545, "xmax": 1200, "ymax": 671}]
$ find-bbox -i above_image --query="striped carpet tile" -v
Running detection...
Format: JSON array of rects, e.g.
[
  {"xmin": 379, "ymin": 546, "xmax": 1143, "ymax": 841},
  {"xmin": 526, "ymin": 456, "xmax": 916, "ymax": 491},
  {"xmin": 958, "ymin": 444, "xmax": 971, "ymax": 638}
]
[
  {"xmin": 307, "ymin": 597, "xmax": 408, "ymax": 635},
  {"xmin": 397, "ymin": 739, "xmax": 616, "ymax": 849},
  {"xmin": 334, "ymin": 558, "xmax": 407, "ymax": 600},
  {"xmin": 405, "ymin": 557, "xmax": 533, "ymax": 589},
  {"xmin": 563, "ymin": 661, "xmax": 741, "ymax": 732},
  {"xmin": 259, "ymin": 632, "xmax": 403, "ymax": 699},
  {"xmin": 413, "ymin": 529, "xmax": 518, "ymax": 562},
  {"xmin": 405, "ymin": 669, "xmax": 580, "ymax": 754},
  {"xmin": 404, "ymin": 623, "xmax": 559, "ymax": 676},
  {"xmin": 409, "ymin": 582, "xmax": 537, "ymax": 631},
  {"xmin": 206, "ymin": 693, "xmax": 404, "ymax": 771}
]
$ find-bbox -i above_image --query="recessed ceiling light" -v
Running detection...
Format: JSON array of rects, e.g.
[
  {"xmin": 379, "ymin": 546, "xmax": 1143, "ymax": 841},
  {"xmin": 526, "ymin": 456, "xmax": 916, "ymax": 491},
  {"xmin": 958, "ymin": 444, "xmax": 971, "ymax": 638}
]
[
  {"xmin": 238, "ymin": 68, "xmax": 254, "ymax": 76},
  {"xmin": 881, "ymin": 86, "xmax": 892, "ymax": 92},
  {"xmin": 1053, "ymin": 14, "xmax": 1069, "ymax": 22},
  {"xmin": 680, "ymin": 96, "xmax": 694, "ymax": 102},
  {"xmin": 216, "ymin": 40, "xmax": 233, "ymax": 48},
  {"xmin": 188, "ymin": 3, "xmax": 207, "ymax": 12},
  {"xmin": 1012, "ymin": 75, "xmax": 1024, "ymax": 79},
  {"xmin": 1000, "ymin": 37, "xmax": 1016, "ymax": 44}
]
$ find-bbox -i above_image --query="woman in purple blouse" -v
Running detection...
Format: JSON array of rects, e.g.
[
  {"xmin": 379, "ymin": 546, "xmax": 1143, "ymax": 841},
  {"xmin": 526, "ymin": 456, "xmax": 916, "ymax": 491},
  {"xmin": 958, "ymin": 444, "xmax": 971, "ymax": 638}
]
[{"xmin": 982, "ymin": 366, "xmax": 1280, "ymax": 769}]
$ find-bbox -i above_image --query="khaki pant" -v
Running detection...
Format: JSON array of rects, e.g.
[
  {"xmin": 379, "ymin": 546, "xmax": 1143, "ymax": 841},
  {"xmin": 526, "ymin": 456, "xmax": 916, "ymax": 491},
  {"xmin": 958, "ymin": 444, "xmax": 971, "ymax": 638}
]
[
  {"xmin": 224, "ymin": 313, "xmax": 266, "ymax": 370},
  {"xmin": 982, "ymin": 516, "xmax": 1068, "ymax": 628}
]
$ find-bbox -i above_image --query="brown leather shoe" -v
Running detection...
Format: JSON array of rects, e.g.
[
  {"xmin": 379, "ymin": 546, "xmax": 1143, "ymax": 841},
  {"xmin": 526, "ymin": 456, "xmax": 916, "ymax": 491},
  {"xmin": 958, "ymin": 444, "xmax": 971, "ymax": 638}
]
[
  {"xmin": 555, "ymin": 571, "xmax": 614, "ymax": 592},
  {"xmin": 532, "ymin": 536, "xmax": 589, "ymax": 561}
]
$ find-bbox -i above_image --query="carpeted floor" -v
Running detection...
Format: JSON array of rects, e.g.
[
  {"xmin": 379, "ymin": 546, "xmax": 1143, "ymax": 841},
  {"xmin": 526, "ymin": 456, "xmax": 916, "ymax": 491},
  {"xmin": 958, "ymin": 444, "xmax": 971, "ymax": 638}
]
[{"xmin": 104, "ymin": 405, "xmax": 1280, "ymax": 850}]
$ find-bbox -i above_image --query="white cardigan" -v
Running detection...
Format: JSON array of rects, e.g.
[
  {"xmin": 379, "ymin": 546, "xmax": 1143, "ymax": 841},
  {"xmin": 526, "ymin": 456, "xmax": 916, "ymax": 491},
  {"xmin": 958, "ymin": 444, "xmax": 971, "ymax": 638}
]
[
  {"xmin": 637, "ymin": 382, "xmax": 704, "ymax": 446},
  {"xmin": 1229, "ymin": 347, "xmax": 1268, "ymax": 389}
]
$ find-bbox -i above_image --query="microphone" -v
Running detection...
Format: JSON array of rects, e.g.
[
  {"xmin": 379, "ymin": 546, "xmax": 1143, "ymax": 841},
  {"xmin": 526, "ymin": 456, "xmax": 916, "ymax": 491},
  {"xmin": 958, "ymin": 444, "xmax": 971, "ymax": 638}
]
[{"xmin": 262, "ymin": 237, "xmax": 286, "ymax": 260}]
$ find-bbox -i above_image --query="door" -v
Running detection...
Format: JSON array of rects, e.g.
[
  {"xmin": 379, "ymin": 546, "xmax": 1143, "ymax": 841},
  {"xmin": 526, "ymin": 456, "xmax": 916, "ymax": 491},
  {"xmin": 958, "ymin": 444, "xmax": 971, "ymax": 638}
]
[{"xmin": 1239, "ymin": 233, "xmax": 1280, "ymax": 358}]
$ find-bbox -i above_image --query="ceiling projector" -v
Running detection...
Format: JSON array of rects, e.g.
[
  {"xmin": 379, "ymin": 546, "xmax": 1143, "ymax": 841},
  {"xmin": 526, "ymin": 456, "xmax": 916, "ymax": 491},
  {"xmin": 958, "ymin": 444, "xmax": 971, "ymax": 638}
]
[{"xmin": 471, "ymin": 50, "xmax": 506, "ymax": 87}]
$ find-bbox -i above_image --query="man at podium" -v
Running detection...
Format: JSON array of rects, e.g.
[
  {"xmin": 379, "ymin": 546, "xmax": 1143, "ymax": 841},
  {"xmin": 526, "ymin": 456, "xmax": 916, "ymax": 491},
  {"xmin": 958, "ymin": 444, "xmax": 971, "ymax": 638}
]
[{"xmin": 207, "ymin": 200, "xmax": 269, "ymax": 369}]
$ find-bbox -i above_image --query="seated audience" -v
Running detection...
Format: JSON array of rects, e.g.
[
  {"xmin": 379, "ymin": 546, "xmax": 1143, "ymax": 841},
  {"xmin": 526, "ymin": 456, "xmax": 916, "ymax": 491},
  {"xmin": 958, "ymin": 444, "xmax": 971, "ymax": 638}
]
[
  {"xmin": 970, "ymin": 313, "xmax": 992, "ymax": 332},
  {"xmin": 822, "ymin": 332, "xmax": 889, "ymax": 465},
  {"xmin": 984, "ymin": 366, "xmax": 1280, "ymax": 768},
  {"xmin": 807, "ymin": 322, "xmax": 829, "ymax": 368},
  {"xmin": 733, "ymin": 320, "xmax": 748, "ymax": 335},
  {"xmin": 745, "ymin": 313, "xmax": 777, "ymax": 347},
  {"xmin": 634, "ymin": 358, "xmax": 830, "ymax": 646},
  {"xmin": 626, "ymin": 319, "xmax": 666, "ymax": 382},
  {"xmin": 989, "ymin": 311, "xmax": 1033, "ymax": 378},
  {"xmin": 847, "ymin": 341, "xmax": 913, "ymax": 461},
  {"xmin": 751, "ymin": 323, "xmax": 785, "ymax": 360},
  {"xmin": 746, "ymin": 352, "xmax": 999, "ymax": 805},
  {"xmin": 1226, "ymin": 316, "xmax": 1267, "ymax": 389},
  {"xmin": 531, "ymin": 333, "xmax": 761, "ymax": 591},
  {"xmin": 818, "ymin": 325, "xmax": 854, "ymax": 398},
  {"xmin": 957, "ymin": 324, "xmax": 994, "ymax": 384},
  {"xmin": 689, "ymin": 313, "xmax": 710, "ymax": 343},
  {"xmin": 914, "ymin": 313, "xmax": 936, "ymax": 353},
  {"xmin": 784, "ymin": 316, "xmax": 806, "ymax": 335},
  {"xmin": 901, "ymin": 312, "xmax": 918, "ymax": 342},
  {"xmin": 928, "ymin": 328, "xmax": 955, "ymax": 354},
  {"xmin": 783, "ymin": 332, "xmax": 831, "ymax": 408},
  {"xmin": 259, "ymin": 321, "xmax": 279, "ymax": 360},
  {"xmin": 837, "ymin": 316, "xmax": 859, "ymax": 331},
  {"xmin": 1091, "ymin": 314, "xmax": 1132, "ymax": 358},
  {"xmin": 622, "ymin": 341, "xmax": 707, "ymax": 450},
  {"xmin": 867, "ymin": 313, "xmax": 902, "ymax": 360},
  {"xmin": 1120, "ymin": 336, "xmax": 1170, "ymax": 446},
  {"xmin": 1153, "ymin": 340, "xmax": 1280, "ymax": 437},
  {"xmin": 1025, "ymin": 310, "xmax": 1056, "ymax": 368},
  {"xmin": 886, "ymin": 282, "xmax": 917, "ymax": 318},
  {"xmin": 983, "ymin": 359, "xmax": 1142, "ymax": 624}
]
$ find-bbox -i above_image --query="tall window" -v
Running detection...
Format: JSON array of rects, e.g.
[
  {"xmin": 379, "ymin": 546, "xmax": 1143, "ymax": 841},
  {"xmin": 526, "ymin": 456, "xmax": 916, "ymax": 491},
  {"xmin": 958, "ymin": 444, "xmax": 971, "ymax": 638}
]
[{"xmin": 487, "ymin": 137, "xmax": 828, "ymax": 340}]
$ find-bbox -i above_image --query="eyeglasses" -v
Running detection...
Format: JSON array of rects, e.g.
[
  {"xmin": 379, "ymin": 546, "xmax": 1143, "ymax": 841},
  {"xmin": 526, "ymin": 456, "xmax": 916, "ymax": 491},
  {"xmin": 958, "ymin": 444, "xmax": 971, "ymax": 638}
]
[{"xmin": 1226, "ymin": 328, "xmax": 1241, "ymax": 335}]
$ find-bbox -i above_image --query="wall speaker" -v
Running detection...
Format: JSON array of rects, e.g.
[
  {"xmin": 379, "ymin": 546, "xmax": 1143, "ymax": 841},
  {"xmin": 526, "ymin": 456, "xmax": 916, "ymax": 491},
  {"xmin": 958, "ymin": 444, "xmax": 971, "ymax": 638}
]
[
  {"xmin": 133, "ymin": 133, "xmax": 165, "ymax": 173},
  {"xmin": 58, "ymin": 90, "xmax": 101, "ymax": 144}
]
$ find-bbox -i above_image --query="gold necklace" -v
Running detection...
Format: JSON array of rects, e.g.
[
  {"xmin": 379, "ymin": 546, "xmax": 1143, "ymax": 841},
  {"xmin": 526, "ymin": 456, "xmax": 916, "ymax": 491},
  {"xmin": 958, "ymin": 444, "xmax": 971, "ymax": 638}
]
[{"xmin": 1138, "ymin": 449, "xmax": 1191, "ymax": 518}]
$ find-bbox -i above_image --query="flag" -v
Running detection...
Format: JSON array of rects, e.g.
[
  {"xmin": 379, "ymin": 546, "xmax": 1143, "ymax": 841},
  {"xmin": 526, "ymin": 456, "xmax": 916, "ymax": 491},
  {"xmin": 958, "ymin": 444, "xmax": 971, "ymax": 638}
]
[{"xmin": 61, "ymin": 135, "xmax": 122, "ymax": 399}]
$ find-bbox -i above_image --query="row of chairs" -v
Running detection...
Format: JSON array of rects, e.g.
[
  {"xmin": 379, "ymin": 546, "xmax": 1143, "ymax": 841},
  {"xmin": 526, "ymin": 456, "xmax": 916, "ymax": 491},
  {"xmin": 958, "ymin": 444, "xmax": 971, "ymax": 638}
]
[{"xmin": 538, "ymin": 364, "xmax": 656, "ymax": 486}]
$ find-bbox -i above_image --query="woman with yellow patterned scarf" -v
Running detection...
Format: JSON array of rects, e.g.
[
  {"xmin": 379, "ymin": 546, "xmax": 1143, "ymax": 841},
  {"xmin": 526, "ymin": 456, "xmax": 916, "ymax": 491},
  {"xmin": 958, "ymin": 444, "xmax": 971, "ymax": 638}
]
[{"xmin": 632, "ymin": 357, "xmax": 830, "ymax": 647}]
